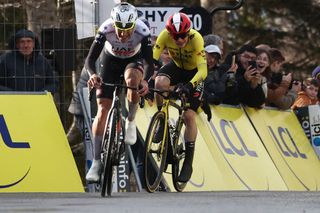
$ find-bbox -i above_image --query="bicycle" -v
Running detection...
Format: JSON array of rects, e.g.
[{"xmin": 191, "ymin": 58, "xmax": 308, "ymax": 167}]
[
  {"xmin": 143, "ymin": 88, "xmax": 188, "ymax": 192},
  {"xmin": 89, "ymin": 76, "xmax": 142, "ymax": 197}
]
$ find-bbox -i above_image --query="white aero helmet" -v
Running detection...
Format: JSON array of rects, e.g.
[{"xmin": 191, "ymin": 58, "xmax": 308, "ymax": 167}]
[{"xmin": 111, "ymin": 2, "xmax": 138, "ymax": 30}]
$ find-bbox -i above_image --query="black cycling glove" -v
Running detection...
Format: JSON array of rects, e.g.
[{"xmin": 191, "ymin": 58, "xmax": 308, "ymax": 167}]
[{"xmin": 176, "ymin": 82, "xmax": 193, "ymax": 96}]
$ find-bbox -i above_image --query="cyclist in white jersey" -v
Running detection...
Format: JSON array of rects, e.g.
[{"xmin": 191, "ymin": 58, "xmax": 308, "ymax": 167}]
[{"xmin": 85, "ymin": 2, "xmax": 154, "ymax": 182}]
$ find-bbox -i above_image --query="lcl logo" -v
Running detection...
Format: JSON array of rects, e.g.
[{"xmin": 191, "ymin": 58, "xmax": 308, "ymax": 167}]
[{"xmin": 0, "ymin": 115, "xmax": 31, "ymax": 188}]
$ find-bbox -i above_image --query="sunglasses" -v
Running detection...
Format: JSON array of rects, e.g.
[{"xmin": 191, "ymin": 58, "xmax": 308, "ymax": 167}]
[
  {"xmin": 172, "ymin": 32, "xmax": 189, "ymax": 40},
  {"xmin": 114, "ymin": 22, "xmax": 135, "ymax": 31}
]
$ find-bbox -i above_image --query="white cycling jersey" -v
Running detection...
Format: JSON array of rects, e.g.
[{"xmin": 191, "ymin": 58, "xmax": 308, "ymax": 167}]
[{"xmin": 98, "ymin": 18, "xmax": 150, "ymax": 59}]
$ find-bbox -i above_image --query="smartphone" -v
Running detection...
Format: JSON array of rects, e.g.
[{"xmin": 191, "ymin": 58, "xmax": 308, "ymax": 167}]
[
  {"xmin": 231, "ymin": 55, "xmax": 236, "ymax": 66},
  {"xmin": 248, "ymin": 60, "xmax": 257, "ymax": 69}
]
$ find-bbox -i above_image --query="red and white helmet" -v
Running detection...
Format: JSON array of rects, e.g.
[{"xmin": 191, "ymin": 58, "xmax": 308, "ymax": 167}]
[{"xmin": 165, "ymin": 12, "xmax": 191, "ymax": 35}]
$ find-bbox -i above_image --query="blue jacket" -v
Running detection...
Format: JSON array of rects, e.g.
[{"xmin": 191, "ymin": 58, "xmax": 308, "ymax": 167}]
[{"xmin": 0, "ymin": 29, "xmax": 58, "ymax": 93}]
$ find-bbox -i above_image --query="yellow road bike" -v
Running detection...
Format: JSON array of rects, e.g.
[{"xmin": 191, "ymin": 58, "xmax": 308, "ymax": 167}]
[{"xmin": 144, "ymin": 89, "xmax": 188, "ymax": 192}]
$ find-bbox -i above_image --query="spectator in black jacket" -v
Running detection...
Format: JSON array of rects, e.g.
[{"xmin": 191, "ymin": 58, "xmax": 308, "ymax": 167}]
[
  {"xmin": 203, "ymin": 44, "xmax": 224, "ymax": 105},
  {"xmin": 221, "ymin": 44, "xmax": 266, "ymax": 108},
  {"xmin": 0, "ymin": 29, "xmax": 58, "ymax": 94}
]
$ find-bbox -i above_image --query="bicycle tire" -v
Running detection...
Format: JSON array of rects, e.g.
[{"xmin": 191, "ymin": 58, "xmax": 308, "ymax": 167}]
[
  {"xmin": 101, "ymin": 108, "xmax": 118, "ymax": 197},
  {"xmin": 100, "ymin": 112, "xmax": 112, "ymax": 197},
  {"xmin": 172, "ymin": 120, "xmax": 187, "ymax": 192},
  {"xmin": 144, "ymin": 111, "xmax": 168, "ymax": 193}
]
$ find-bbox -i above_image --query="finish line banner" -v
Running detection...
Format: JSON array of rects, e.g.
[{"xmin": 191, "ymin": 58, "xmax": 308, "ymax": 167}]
[{"xmin": 0, "ymin": 93, "xmax": 83, "ymax": 192}]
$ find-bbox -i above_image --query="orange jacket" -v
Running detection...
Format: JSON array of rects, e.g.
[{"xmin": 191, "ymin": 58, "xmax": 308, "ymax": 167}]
[{"xmin": 291, "ymin": 91, "xmax": 318, "ymax": 110}]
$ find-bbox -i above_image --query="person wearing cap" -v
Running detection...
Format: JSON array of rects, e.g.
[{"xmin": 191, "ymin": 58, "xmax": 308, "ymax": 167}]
[
  {"xmin": 203, "ymin": 44, "xmax": 224, "ymax": 105},
  {"xmin": 203, "ymin": 34, "xmax": 224, "ymax": 59},
  {"xmin": 0, "ymin": 29, "xmax": 58, "ymax": 93}
]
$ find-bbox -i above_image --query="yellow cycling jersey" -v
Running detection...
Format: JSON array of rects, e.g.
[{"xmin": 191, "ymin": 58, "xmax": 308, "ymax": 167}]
[{"xmin": 153, "ymin": 29, "xmax": 207, "ymax": 87}]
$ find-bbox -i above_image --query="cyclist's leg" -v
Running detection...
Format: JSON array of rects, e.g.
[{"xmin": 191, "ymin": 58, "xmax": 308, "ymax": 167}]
[
  {"xmin": 86, "ymin": 96, "xmax": 112, "ymax": 182},
  {"xmin": 177, "ymin": 109, "xmax": 197, "ymax": 182},
  {"xmin": 124, "ymin": 62, "xmax": 144, "ymax": 145},
  {"xmin": 155, "ymin": 61, "xmax": 177, "ymax": 110},
  {"xmin": 86, "ymin": 53, "xmax": 117, "ymax": 182},
  {"xmin": 175, "ymin": 68, "xmax": 199, "ymax": 182}
]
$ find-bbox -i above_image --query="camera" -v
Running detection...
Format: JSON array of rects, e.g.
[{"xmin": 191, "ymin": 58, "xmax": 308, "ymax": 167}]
[
  {"xmin": 248, "ymin": 60, "xmax": 257, "ymax": 69},
  {"xmin": 270, "ymin": 72, "xmax": 283, "ymax": 85}
]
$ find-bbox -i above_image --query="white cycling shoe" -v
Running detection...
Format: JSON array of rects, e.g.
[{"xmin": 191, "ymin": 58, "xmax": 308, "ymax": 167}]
[
  {"xmin": 85, "ymin": 159, "xmax": 102, "ymax": 183},
  {"xmin": 125, "ymin": 119, "xmax": 137, "ymax": 145}
]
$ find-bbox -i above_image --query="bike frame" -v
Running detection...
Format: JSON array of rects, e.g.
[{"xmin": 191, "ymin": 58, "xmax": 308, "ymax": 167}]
[{"xmin": 159, "ymin": 93, "xmax": 187, "ymax": 160}]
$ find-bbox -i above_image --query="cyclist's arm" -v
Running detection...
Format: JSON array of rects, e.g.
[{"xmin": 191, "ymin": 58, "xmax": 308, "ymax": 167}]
[
  {"xmin": 140, "ymin": 35, "xmax": 154, "ymax": 82},
  {"xmin": 152, "ymin": 30, "xmax": 166, "ymax": 64},
  {"xmin": 85, "ymin": 32, "xmax": 106, "ymax": 76},
  {"xmin": 189, "ymin": 33, "xmax": 207, "ymax": 87}
]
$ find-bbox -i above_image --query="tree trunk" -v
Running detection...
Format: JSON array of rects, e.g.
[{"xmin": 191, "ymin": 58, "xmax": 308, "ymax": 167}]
[{"xmin": 24, "ymin": 0, "xmax": 59, "ymax": 38}]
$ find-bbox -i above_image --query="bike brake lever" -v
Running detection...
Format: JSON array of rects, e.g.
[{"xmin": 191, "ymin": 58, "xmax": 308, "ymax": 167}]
[{"xmin": 139, "ymin": 97, "xmax": 145, "ymax": 108}]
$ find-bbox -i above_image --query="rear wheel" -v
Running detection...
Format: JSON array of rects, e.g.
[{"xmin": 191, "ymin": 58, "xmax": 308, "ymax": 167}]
[
  {"xmin": 144, "ymin": 111, "xmax": 168, "ymax": 192},
  {"xmin": 172, "ymin": 120, "xmax": 187, "ymax": 192}
]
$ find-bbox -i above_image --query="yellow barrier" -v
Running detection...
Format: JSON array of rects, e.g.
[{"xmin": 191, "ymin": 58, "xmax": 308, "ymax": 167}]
[
  {"xmin": 245, "ymin": 107, "xmax": 320, "ymax": 191},
  {"xmin": 0, "ymin": 93, "xmax": 83, "ymax": 192},
  {"xmin": 136, "ymin": 103, "xmax": 320, "ymax": 191}
]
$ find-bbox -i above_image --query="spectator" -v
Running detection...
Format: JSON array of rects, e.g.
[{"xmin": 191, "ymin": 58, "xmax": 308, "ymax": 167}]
[
  {"xmin": 203, "ymin": 44, "xmax": 224, "ymax": 105},
  {"xmin": 256, "ymin": 48, "xmax": 272, "ymax": 98},
  {"xmin": 255, "ymin": 44, "xmax": 271, "ymax": 51},
  {"xmin": 291, "ymin": 78, "xmax": 318, "ymax": 110},
  {"xmin": 0, "ymin": 29, "xmax": 58, "ymax": 94},
  {"xmin": 221, "ymin": 44, "xmax": 265, "ymax": 108},
  {"xmin": 265, "ymin": 48, "xmax": 299, "ymax": 110},
  {"xmin": 67, "ymin": 66, "xmax": 89, "ymax": 149},
  {"xmin": 311, "ymin": 66, "xmax": 320, "ymax": 81},
  {"xmin": 203, "ymin": 34, "xmax": 224, "ymax": 58},
  {"xmin": 311, "ymin": 65, "xmax": 320, "ymax": 101}
]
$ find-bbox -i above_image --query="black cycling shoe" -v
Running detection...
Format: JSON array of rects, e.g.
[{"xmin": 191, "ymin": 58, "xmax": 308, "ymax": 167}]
[{"xmin": 177, "ymin": 163, "xmax": 193, "ymax": 183}]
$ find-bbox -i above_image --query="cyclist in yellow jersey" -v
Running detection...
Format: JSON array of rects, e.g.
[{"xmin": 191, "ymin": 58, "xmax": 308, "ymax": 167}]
[{"xmin": 152, "ymin": 12, "xmax": 207, "ymax": 182}]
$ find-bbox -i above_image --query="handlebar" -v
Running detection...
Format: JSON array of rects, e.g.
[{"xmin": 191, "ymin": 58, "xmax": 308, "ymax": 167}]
[
  {"xmin": 88, "ymin": 82, "xmax": 145, "ymax": 108},
  {"xmin": 88, "ymin": 83, "xmax": 139, "ymax": 101},
  {"xmin": 149, "ymin": 87, "xmax": 187, "ymax": 100}
]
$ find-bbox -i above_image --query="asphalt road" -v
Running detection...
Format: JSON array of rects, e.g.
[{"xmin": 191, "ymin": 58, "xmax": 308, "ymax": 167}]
[{"xmin": 0, "ymin": 191, "xmax": 320, "ymax": 213}]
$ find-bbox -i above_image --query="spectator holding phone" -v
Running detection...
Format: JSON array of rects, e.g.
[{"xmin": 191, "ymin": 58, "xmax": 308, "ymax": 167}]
[
  {"xmin": 265, "ymin": 48, "xmax": 300, "ymax": 110},
  {"xmin": 256, "ymin": 49, "xmax": 272, "ymax": 98},
  {"xmin": 221, "ymin": 44, "xmax": 265, "ymax": 108}
]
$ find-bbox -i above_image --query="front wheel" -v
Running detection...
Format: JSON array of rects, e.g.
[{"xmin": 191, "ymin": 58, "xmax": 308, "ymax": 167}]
[
  {"xmin": 144, "ymin": 111, "xmax": 168, "ymax": 193},
  {"xmin": 101, "ymin": 108, "xmax": 118, "ymax": 197},
  {"xmin": 172, "ymin": 120, "xmax": 187, "ymax": 192}
]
